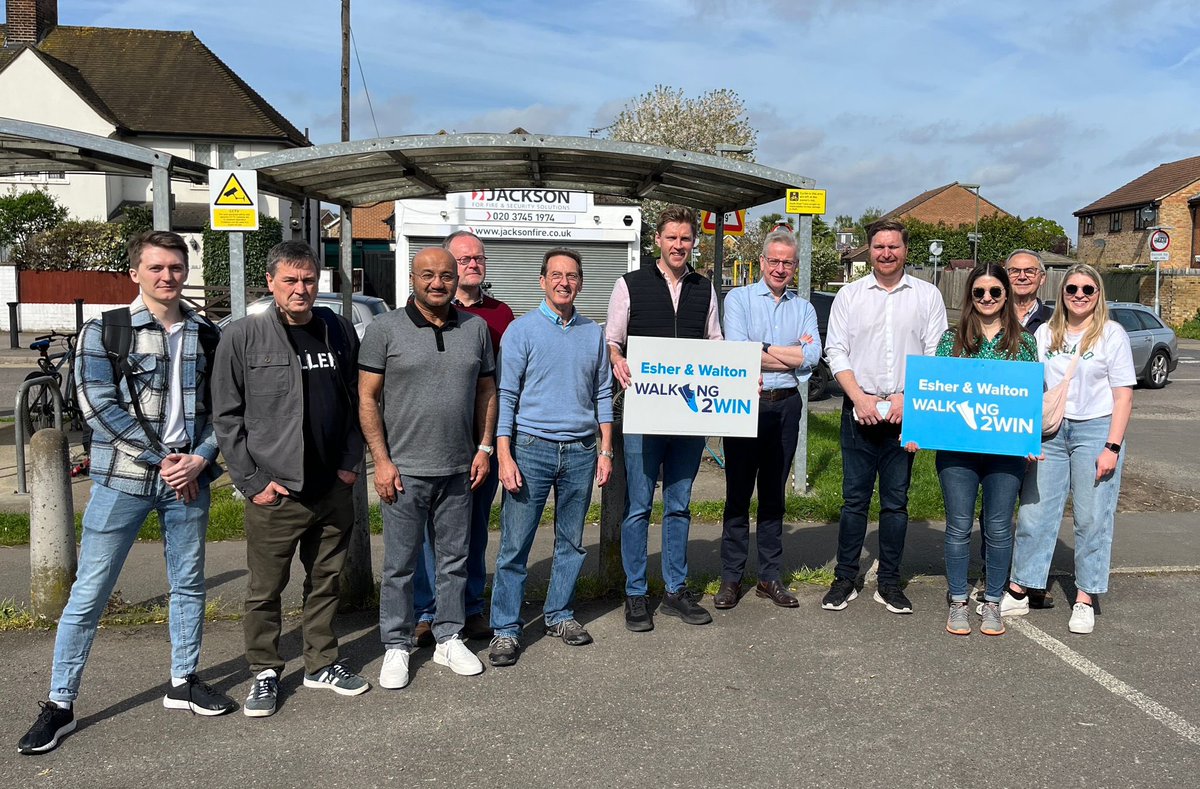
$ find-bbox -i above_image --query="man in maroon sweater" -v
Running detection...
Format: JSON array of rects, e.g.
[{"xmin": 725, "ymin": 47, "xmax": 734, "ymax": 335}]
[{"xmin": 412, "ymin": 231, "xmax": 514, "ymax": 644}]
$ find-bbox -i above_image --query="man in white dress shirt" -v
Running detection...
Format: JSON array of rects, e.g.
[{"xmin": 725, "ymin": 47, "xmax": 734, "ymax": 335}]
[{"xmin": 821, "ymin": 219, "xmax": 946, "ymax": 615}]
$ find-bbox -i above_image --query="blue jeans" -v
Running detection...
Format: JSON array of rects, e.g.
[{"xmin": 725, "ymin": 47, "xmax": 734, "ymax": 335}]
[
  {"xmin": 413, "ymin": 454, "xmax": 499, "ymax": 622},
  {"xmin": 621, "ymin": 432, "xmax": 705, "ymax": 597},
  {"xmin": 1012, "ymin": 416, "xmax": 1123, "ymax": 595},
  {"xmin": 50, "ymin": 480, "xmax": 210, "ymax": 703},
  {"xmin": 834, "ymin": 402, "xmax": 914, "ymax": 585},
  {"xmin": 490, "ymin": 433, "xmax": 597, "ymax": 636},
  {"xmin": 936, "ymin": 450, "xmax": 1026, "ymax": 602}
]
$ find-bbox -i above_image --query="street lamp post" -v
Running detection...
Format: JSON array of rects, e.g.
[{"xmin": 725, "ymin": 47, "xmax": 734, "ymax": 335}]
[{"xmin": 960, "ymin": 182, "xmax": 981, "ymax": 264}]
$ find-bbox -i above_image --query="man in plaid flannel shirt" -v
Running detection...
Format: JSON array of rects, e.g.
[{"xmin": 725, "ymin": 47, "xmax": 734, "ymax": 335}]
[{"xmin": 19, "ymin": 231, "xmax": 235, "ymax": 757}]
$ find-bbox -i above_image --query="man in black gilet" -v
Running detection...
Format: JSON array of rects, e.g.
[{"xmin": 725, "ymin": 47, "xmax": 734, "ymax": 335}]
[{"xmin": 605, "ymin": 205, "xmax": 724, "ymax": 632}]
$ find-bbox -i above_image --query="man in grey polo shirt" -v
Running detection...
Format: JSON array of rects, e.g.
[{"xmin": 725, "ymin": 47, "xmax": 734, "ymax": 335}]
[{"xmin": 359, "ymin": 247, "xmax": 497, "ymax": 689}]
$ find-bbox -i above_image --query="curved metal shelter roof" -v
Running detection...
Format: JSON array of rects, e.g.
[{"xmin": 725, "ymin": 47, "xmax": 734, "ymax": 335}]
[
  {"xmin": 232, "ymin": 133, "xmax": 812, "ymax": 211},
  {"xmin": 0, "ymin": 117, "xmax": 208, "ymax": 182}
]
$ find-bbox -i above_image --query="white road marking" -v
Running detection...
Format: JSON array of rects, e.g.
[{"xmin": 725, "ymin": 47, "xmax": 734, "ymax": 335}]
[{"xmin": 1011, "ymin": 617, "xmax": 1200, "ymax": 747}]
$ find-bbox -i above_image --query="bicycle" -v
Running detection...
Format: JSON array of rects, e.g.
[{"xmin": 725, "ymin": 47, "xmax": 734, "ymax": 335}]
[{"xmin": 24, "ymin": 330, "xmax": 90, "ymax": 474}]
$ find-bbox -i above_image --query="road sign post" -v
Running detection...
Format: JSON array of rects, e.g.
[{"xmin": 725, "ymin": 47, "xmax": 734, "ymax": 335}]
[{"xmin": 1149, "ymin": 229, "xmax": 1171, "ymax": 316}]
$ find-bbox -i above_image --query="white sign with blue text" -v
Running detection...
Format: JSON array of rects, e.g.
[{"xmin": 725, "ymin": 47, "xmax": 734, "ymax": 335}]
[
  {"xmin": 623, "ymin": 337, "xmax": 761, "ymax": 437},
  {"xmin": 901, "ymin": 356, "xmax": 1044, "ymax": 456}
]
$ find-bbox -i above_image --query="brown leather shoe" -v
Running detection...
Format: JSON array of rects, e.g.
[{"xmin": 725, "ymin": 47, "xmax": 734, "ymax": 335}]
[
  {"xmin": 713, "ymin": 580, "xmax": 741, "ymax": 609},
  {"xmin": 755, "ymin": 579, "xmax": 799, "ymax": 608},
  {"xmin": 462, "ymin": 612, "xmax": 492, "ymax": 640},
  {"xmin": 414, "ymin": 620, "xmax": 435, "ymax": 648}
]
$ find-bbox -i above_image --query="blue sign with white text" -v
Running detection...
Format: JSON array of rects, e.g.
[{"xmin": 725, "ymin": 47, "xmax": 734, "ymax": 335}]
[{"xmin": 901, "ymin": 356, "xmax": 1044, "ymax": 456}]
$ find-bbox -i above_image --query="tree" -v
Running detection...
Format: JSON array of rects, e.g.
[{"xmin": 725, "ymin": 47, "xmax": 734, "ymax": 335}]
[
  {"xmin": 0, "ymin": 189, "xmax": 67, "ymax": 253},
  {"xmin": 11, "ymin": 219, "xmax": 125, "ymax": 271},
  {"xmin": 119, "ymin": 204, "xmax": 155, "ymax": 240},
  {"xmin": 1022, "ymin": 216, "xmax": 1068, "ymax": 254},
  {"xmin": 605, "ymin": 85, "xmax": 757, "ymax": 247}
]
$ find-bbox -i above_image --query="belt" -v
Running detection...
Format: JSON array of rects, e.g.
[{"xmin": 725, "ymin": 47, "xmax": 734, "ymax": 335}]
[{"xmin": 760, "ymin": 387, "xmax": 798, "ymax": 402}]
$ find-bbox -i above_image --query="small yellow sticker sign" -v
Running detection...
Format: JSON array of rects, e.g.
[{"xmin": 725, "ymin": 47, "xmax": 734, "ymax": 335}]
[
  {"xmin": 208, "ymin": 169, "xmax": 259, "ymax": 231},
  {"xmin": 785, "ymin": 188, "xmax": 826, "ymax": 215}
]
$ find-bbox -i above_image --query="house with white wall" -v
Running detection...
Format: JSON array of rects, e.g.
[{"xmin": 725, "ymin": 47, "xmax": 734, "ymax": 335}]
[{"xmin": 0, "ymin": 0, "xmax": 310, "ymax": 327}]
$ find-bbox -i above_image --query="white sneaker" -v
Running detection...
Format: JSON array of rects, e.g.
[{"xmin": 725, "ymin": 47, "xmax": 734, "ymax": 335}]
[
  {"xmin": 1068, "ymin": 602, "xmax": 1095, "ymax": 634},
  {"xmin": 379, "ymin": 648, "xmax": 411, "ymax": 689},
  {"xmin": 433, "ymin": 635, "xmax": 484, "ymax": 676},
  {"xmin": 978, "ymin": 590, "xmax": 1030, "ymax": 617}
]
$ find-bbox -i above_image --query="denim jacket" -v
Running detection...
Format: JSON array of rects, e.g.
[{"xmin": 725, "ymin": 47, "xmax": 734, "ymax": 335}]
[{"xmin": 74, "ymin": 297, "xmax": 221, "ymax": 496}]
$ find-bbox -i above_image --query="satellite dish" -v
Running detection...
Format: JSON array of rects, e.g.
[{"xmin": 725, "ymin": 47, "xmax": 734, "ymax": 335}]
[
  {"xmin": 929, "ymin": 241, "xmax": 943, "ymax": 256},
  {"xmin": 1140, "ymin": 206, "xmax": 1156, "ymax": 223}
]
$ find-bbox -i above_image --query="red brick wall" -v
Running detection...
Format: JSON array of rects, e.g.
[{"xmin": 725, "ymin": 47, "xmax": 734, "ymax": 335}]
[{"xmin": 1078, "ymin": 180, "xmax": 1200, "ymax": 269}]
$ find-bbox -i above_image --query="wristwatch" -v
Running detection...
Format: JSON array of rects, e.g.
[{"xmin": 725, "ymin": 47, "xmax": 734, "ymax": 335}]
[
  {"xmin": 477, "ymin": 444, "xmax": 494, "ymax": 456},
  {"xmin": 1104, "ymin": 442, "xmax": 1121, "ymax": 455},
  {"xmin": 599, "ymin": 449, "xmax": 614, "ymax": 459}
]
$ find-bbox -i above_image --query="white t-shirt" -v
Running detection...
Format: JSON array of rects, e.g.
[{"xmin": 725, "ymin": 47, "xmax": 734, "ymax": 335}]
[{"xmin": 1035, "ymin": 320, "xmax": 1136, "ymax": 420}]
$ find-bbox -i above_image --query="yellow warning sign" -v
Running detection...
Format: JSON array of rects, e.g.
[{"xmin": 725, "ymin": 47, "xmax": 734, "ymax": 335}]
[
  {"xmin": 785, "ymin": 188, "xmax": 826, "ymax": 215},
  {"xmin": 214, "ymin": 173, "xmax": 254, "ymax": 206}
]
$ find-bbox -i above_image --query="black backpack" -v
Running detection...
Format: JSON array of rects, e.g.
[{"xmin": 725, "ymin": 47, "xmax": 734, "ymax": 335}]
[{"xmin": 86, "ymin": 307, "xmax": 220, "ymax": 455}]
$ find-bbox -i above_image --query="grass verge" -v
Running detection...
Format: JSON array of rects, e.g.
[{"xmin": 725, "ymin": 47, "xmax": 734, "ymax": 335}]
[{"xmin": 0, "ymin": 413, "xmax": 949, "ymax": 546}]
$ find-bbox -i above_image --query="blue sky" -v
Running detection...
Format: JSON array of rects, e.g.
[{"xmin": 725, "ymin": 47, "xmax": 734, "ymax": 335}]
[{"xmin": 64, "ymin": 0, "xmax": 1200, "ymax": 238}]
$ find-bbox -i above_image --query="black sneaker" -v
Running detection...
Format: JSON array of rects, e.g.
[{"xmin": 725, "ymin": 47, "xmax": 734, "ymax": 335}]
[
  {"xmin": 18, "ymin": 701, "xmax": 76, "ymax": 754},
  {"xmin": 488, "ymin": 635, "xmax": 521, "ymax": 667},
  {"xmin": 163, "ymin": 673, "xmax": 237, "ymax": 716},
  {"xmin": 624, "ymin": 595, "xmax": 654, "ymax": 632},
  {"xmin": 545, "ymin": 618, "xmax": 593, "ymax": 646},
  {"xmin": 874, "ymin": 583, "xmax": 914, "ymax": 614},
  {"xmin": 244, "ymin": 670, "xmax": 279, "ymax": 718},
  {"xmin": 821, "ymin": 578, "xmax": 859, "ymax": 611},
  {"xmin": 660, "ymin": 588, "xmax": 713, "ymax": 625}
]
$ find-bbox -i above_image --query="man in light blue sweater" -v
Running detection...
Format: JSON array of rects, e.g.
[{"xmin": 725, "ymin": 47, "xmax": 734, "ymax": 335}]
[{"xmin": 487, "ymin": 247, "xmax": 615, "ymax": 668}]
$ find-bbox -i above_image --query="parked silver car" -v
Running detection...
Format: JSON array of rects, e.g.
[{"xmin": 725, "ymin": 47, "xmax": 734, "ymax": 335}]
[
  {"xmin": 1108, "ymin": 302, "xmax": 1178, "ymax": 388},
  {"xmin": 218, "ymin": 293, "xmax": 389, "ymax": 339}
]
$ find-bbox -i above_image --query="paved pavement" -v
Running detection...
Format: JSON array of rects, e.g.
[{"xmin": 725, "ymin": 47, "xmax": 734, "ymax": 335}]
[{"xmin": 1, "ymin": 334, "xmax": 1199, "ymax": 786}]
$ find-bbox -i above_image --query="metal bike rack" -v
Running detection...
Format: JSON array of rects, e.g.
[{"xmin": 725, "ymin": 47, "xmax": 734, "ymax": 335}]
[{"xmin": 14, "ymin": 376, "xmax": 64, "ymax": 495}]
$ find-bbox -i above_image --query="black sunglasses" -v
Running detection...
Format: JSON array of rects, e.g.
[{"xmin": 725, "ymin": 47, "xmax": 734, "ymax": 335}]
[
  {"xmin": 971, "ymin": 286, "xmax": 1004, "ymax": 301},
  {"xmin": 1064, "ymin": 283, "xmax": 1097, "ymax": 297}
]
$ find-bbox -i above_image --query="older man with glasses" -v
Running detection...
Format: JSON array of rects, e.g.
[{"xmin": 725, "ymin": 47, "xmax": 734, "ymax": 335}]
[
  {"xmin": 715, "ymin": 228, "xmax": 821, "ymax": 611},
  {"xmin": 1006, "ymin": 249, "xmax": 1054, "ymax": 333}
]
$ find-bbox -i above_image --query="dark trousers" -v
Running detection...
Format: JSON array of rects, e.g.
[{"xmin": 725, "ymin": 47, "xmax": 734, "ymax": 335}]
[
  {"xmin": 834, "ymin": 400, "xmax": 915, "ymax": 585},
  {"xmin": 243, "ymin": 481, "xmax": 355, "ymax": 675},
  {"xmin": 721, "ymin": 393, "xmax": 802, "ymax": 583}
]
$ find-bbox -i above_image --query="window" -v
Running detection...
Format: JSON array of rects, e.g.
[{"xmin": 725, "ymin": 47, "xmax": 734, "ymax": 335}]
[
  {"xmin": 1134, "ymin": 310, "xmax": 1164, "ymax": 331},
  {"xmin": 1134, "ymin": 205, "xmax": 1156, "ymax": 230},
  {"xmin": 0, "ymin": 171, "xmax": 66, "ymax": 183},
  {"xmin": 1112, "ymin": 309, "xmax": 1141, "ymax": 335},
  {"xmin": 1083, "ymin": 216, "xmax": 1095, "ymax": 235},
  {"xmin": 1109, "ymin": 212, "xmax": 1122, "ymax": 233},
  {"xmin": 192, "ymin": 142, "xmax": 237, "ymax": 167}
]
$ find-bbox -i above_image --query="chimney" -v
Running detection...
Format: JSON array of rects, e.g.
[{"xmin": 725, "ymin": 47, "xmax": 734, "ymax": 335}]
[{"xmin": 5, "ymin": 0, "xmax": 58, "ymax": 45}]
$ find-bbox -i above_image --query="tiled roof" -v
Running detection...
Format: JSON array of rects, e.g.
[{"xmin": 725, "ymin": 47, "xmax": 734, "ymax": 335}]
[
  {"xmin": 876, "ymin": 181, "xmax": 1009, "ymax": 225},
  {"xmin": 1075, "ymin": 156, "xmax": 1200, "ymax": 216},
  {"xmin": 0, "ymin": 24, "xmax": 307, "ymax": 145}
]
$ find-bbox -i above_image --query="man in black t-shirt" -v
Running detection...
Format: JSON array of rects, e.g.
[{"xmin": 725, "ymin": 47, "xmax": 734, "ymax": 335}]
[{"xmin": 213, "ymin": 241, "xmax": 369, "ymax": 718}]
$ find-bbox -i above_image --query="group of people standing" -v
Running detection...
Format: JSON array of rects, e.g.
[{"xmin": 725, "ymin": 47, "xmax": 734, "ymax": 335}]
[{"xmin": 19, "ymin": 209, "xmax": 1135, "ymax": 755}]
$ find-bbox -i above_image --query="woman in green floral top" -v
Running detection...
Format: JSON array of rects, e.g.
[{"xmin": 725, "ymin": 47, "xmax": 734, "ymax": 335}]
[{"xmin": 933, "ymin": 264, "xmax": 1036, "ymax": 637}]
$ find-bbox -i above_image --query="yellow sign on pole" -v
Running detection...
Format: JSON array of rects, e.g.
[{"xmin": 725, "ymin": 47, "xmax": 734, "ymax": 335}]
[
  {"xmin": 209, "ymin": 169, "xmax": 259, "ymax": 231},
  {"xmin": 785, "ymin": 188, "xmax": 826, "ymax": 215}
]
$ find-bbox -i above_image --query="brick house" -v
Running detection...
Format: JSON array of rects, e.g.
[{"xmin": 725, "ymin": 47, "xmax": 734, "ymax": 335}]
[
  {"xmin": 843, "ymin": 182, "xmax": 1011, "ymax": 266},
  {"xmin": 1074, "ymin": 156, "xmax": 1200, "ymax": 269}
]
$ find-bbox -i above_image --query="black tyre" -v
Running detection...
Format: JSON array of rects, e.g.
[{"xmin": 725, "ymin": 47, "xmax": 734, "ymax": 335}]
[
  {"xmin": 1144, "ymin": 349, "xmax": 1170, "ymax": 389},
  {"xmin": 21, "ymin": 376, "xmax": 55, "ymax": 438},
  {"xmin": 809, "ymin": 360, "xmax": 833, "ymax": 401}
]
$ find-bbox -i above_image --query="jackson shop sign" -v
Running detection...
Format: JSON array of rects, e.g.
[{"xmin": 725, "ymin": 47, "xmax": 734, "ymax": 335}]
[{"xmin": 449, "ymin": 190, "xmax": 587, "ymax": 212}]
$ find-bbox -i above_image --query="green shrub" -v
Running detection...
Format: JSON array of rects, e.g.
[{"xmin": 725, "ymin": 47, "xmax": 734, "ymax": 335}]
[
  {"xmin": 1176, "ymin": 309, "xmax": 1200, "ymax": 341},
  {"xmin": 11, "ymin": 219, "xmax": 125, "ymax": 271},
  {"xmin": 201, "ymin": 214, "xmax": 282, "ymax": 290}
]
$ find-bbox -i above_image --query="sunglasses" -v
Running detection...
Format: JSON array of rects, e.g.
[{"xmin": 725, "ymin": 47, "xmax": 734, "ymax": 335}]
[
  {"xmin": 971, "ymin": 286, "xmax": 1004, "ymax": 301},
  {"xmin": 1064, "ymin": 284, "xmax": 1097, "ymax": 297}
]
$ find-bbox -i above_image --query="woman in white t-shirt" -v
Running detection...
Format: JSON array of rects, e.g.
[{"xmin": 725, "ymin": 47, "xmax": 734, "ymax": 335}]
[{"xmin": 1001, "ymin": 263, "xmax": 1135, "ymax": 635}]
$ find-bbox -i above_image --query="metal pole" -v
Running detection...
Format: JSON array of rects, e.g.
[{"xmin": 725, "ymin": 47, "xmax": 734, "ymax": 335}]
[
  {"xmin": 8, "ymin": 302, "xmax": 19, "ymax": 348},
  {"xmin": 973, "ymin": 187, "xmax": 980, "ymax": 265},
  {"xmin": 1155, "ymin": 260, "xmax": 1161, "ymax": 316},
  {"xmin": 340, "ymin": 210, "xmax": 353, "ymax": 317},
  {"xmin": 341, "ymin": 0, "xmax": 351, "ymax": 145},
  {"xmin": 714, "ymin": 212, "xmax": 725, "ymax": 322},
  {"xmin": 29, "ymin": 429, "xmax": 76, "ymax": 619},
  {"xmin": 794, "ymin": 211, "xmax": 813, "ymax": 495},
  {"xmin": 151, "ymin": 163, "xmax": 171, "ymax": 231},
  {"xmin": 74, "ymin": 299, "xmax": 84, "ymax": 332},
  {"xmin": 228, "ymin": 232, "xmax": 247, "ymax": 319},
  {"xmin": 598, "ymin": 405, "xmax": 626, "ymax": 592}
]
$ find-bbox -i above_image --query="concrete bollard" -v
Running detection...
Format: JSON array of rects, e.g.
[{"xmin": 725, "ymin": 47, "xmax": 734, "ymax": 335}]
[{"xmin": 29, "ymin": 429, "xmax": 77, "ymax": 620}]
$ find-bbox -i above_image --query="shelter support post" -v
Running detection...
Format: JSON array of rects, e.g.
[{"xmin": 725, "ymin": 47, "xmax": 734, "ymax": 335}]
[
  {"xmin": 714, "ymin": 213, "xmax": 725, "ymax": 322},
  {"xmin": 598, "ymin": 406, "xmax": 626, "ymax": 592},
  {"xmin": 340, "ymin": 210, "xmax": 353, "ymax": 317},
  {"xmin": 228, "ymin": 232, "xmax": 247, "ymax": 319},
  {"xmin": 151, "ymin": 164, "xmax": 171, "ymax": 231}
]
